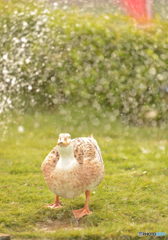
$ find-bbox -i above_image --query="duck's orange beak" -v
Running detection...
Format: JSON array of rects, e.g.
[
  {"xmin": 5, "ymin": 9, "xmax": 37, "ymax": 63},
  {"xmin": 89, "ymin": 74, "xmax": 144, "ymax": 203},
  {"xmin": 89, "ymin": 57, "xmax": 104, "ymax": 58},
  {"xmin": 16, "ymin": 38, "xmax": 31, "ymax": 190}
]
[{"xmin": 57, "ymin": 138, "xmax": 68, "ymax": 147}]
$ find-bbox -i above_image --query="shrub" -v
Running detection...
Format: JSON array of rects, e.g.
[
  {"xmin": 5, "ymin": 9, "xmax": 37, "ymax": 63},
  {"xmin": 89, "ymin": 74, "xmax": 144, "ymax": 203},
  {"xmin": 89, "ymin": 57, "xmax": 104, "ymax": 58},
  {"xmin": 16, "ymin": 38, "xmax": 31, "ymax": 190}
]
[{"xmin": 0, "ymin": 0, "xmax": 168, "ymax": 126}]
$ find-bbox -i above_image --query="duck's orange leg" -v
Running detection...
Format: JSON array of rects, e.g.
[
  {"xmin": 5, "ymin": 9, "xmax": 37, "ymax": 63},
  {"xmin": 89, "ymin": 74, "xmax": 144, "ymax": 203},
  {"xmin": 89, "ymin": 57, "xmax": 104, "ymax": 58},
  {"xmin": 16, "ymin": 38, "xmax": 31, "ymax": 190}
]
[
  {"xmin": 72, "ymin": 190, "xmax": 92, "ymax": 220},
  {"xmin": 43, "ymin": 195, "xmax": 62, "ymax": 209}
]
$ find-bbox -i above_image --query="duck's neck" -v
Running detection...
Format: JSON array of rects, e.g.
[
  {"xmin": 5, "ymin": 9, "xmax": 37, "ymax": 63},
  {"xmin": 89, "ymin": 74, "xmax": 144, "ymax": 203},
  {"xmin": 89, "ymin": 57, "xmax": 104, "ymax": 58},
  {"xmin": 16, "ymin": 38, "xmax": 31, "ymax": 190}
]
[{"xmin": 57, "ymin": 144, "xmax": 77, "ymax": 169}]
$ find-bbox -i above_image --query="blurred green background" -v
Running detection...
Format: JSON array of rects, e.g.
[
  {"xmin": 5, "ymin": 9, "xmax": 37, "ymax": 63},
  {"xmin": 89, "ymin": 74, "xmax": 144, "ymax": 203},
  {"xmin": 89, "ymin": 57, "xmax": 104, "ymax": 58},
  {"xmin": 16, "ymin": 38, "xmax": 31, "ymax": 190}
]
[{"xmin": 0, "ymin": 0, "xmax": 168, "ymax": 128}]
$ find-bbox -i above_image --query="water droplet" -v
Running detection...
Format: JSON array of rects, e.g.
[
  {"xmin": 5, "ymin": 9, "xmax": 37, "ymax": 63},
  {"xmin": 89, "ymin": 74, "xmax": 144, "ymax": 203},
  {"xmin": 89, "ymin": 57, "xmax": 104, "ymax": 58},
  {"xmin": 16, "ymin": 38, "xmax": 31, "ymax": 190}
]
[
  {"xmin": 28, "ymin": 86, "xmax": 32, "ymax": 90},
  {"xmin": 3, "ymin": 54, "xmax": 8, "ymax": 60},
  {"xmin": 26, "ymin": 58, "xmax": 30, "ymax": 64},
  {"xmin": 92, "ymin": 118, "xmax": 100, "ymax": 126},
  {"xmin": 149, "ymin": 67, "xmax": 156, "ymax": 75},
  {"xmin": 159, "ymin": 146, "xmax": 165, "ymax": 151},
  {"xmin": 18, "ymin": 126, "xmax": 24, "ymax": 133},
  {"xmin": 21, "ymin": 37, "xmax": 27, "ymax": 43},
  {"xmin": 23, "ymin": 21, "xmax": 28, "ymax": 27}
]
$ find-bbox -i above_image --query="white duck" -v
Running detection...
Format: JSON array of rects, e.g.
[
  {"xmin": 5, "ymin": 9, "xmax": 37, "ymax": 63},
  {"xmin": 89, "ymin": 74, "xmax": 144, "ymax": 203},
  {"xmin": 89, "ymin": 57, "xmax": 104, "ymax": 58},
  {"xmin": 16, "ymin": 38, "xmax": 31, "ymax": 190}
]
[{"xmin": 41, "ymin": 133, "xmax": 104, "ymax": 219}]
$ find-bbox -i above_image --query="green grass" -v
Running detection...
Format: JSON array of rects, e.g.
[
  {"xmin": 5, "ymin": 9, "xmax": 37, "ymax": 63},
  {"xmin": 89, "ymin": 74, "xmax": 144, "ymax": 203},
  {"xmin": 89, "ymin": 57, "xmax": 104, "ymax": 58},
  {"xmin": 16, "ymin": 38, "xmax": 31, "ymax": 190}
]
[{"xmin": 0, "ymin": 106, "xmax": 168, "ymax": 239}]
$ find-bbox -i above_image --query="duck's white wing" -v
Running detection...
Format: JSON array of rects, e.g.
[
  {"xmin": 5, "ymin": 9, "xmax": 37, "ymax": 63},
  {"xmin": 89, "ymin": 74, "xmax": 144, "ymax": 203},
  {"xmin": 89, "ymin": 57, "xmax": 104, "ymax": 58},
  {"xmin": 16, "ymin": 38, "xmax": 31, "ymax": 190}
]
[
  {"xmin": 88, "ymin": 136, "xmax": 103, "ymax": 163},
  {"xmin": 72, "ymin": 136, "xmax": 103, "ymax": 164}
]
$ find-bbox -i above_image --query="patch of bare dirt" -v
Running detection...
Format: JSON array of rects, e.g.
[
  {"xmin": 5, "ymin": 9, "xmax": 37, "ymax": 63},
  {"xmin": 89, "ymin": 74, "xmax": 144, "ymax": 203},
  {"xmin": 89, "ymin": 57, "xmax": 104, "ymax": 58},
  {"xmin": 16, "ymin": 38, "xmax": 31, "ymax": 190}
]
[{"xmin": 35, "ymin": 219, "xmax": 85, "ymax": 232}]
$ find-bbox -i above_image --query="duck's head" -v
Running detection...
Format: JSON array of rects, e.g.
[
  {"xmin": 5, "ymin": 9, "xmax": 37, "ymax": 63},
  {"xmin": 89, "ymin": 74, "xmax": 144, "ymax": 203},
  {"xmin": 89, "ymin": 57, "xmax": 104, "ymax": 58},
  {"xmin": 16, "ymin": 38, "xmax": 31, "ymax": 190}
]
[{"xmin": 57, "ymin": 133, "xmax": 71, "ymax": 147}]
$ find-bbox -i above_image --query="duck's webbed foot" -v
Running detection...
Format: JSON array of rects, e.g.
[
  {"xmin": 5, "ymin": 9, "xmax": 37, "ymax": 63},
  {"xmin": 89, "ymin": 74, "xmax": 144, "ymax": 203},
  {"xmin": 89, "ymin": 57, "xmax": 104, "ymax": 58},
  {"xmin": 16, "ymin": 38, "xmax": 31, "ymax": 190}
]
[
  {"xmin": 72, "ymin": 190, "xmax": 92, "ymax": 220},
  {"xmin": 43, "ymin": 195, "xmax": 62, "ymax": 209},
  {"xmin": 72, "ymin": 207, "xmax": 92, "ymax": 220}
]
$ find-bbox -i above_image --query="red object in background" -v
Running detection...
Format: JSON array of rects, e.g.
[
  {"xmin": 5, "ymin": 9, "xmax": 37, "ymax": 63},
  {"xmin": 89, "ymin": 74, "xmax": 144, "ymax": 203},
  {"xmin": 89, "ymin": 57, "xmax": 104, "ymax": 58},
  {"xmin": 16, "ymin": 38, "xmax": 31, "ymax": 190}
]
[{"xmin": 119, "ymin": 0, "xmax": 153, "ymax": 20}]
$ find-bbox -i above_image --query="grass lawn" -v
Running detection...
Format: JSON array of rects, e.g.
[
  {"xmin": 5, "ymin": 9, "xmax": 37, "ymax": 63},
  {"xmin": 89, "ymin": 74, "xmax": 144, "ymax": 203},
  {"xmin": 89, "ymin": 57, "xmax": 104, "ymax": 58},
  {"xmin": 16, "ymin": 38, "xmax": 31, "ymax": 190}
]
[{"xmin": 0, "ymin": 106, "xmax": 168, "ymax": 239}]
